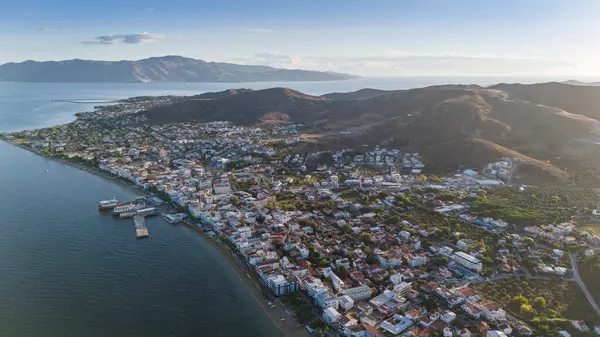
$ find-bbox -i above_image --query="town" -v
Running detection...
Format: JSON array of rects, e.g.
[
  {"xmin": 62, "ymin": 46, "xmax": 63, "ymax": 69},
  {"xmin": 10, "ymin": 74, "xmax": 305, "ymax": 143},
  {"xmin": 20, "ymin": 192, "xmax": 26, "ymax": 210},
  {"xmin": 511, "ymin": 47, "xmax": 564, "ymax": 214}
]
[{"xmin": 4, "ymin": 97, "xmax": 600, "ymax": 337}]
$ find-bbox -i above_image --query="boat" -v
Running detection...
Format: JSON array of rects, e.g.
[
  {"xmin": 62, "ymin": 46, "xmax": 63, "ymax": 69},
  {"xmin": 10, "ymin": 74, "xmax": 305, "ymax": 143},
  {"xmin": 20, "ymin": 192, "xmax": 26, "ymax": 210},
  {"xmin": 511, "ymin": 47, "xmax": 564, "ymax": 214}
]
[
  {"xmin": 136, "ymin": 207, "xmax": 157, "ymax": 216},
  {"xmin": 98, "ymin": 197, "xmax": 120, "ymax": 210},
  {"xmin": 112, "ymin": 203, "xmax": 144, "ymax": 215}
]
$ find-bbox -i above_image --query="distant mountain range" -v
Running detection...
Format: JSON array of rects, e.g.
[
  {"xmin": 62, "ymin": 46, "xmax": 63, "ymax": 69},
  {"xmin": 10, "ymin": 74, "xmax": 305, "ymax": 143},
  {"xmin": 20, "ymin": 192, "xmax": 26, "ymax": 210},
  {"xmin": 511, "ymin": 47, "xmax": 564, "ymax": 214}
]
[
  {"xmin": 135, "ymin": 82, "xmax": 600, "ymax": 183},
  {"xmin": 0, "ymin": 56, "xmax": 359, "ymax": 83}
]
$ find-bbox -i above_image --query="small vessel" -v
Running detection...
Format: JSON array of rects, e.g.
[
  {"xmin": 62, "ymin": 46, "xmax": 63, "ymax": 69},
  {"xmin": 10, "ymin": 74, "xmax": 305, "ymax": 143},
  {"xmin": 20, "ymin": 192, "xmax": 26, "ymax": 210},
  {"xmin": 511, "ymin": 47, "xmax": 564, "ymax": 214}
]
[
  {"xmin": 136, "ymin": 207, "xmax": 157, "ymax": 216},
  {"xmin": 98, "ymin": 197, "xmax": 119, "ymax": 210}
]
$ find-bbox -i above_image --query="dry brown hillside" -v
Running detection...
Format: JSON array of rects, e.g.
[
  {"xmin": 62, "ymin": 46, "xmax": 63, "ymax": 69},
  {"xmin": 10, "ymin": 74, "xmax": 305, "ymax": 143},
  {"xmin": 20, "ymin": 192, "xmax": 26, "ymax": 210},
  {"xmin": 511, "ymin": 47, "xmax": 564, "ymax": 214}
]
[{"xmin": 137, "ymin": 83, "xmax": 600, "ymax": 183}]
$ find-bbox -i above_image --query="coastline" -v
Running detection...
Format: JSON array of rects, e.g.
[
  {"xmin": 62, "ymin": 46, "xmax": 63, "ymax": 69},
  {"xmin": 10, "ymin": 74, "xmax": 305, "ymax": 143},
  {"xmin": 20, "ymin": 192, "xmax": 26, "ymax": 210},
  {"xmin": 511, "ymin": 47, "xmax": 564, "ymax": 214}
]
[
  {"xmin": 185, "ymin": 224, "xmax": 309, "ymax": 337},
  {"xmin": 1, "ymin": 138, "xmax": 307, "ymax": 337},
  {"xmin": 1, "ymin": 139, "xmax": 145, "ymax": 197}
]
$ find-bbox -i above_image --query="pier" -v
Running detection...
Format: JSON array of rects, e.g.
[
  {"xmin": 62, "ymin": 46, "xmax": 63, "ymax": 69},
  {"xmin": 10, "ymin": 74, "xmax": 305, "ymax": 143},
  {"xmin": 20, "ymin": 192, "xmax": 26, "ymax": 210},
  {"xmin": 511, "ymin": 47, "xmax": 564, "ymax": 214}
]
[{"xmin": 133, "ymin": 215, "xmax": 149, "ymax": 239}]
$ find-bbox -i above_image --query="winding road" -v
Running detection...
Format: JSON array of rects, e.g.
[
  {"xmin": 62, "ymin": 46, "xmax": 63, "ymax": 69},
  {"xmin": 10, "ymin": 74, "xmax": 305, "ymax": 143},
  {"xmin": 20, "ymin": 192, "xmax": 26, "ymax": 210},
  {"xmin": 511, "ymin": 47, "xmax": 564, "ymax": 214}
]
[{"xmin": 570, "ymin": 252, "xmax": 600, "ymax": 318}]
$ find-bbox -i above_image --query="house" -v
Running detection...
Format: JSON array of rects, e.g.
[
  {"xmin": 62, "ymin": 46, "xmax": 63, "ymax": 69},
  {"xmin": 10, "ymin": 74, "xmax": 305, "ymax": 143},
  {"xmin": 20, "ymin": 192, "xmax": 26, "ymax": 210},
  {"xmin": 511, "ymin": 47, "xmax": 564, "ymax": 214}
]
[
  {"xmin": 441, "ymin": 310, "xmax": 457, "ymax": 323},
  {"xmin": 338, "ymin": 314, "xmax": 359, "ymax": 331},
  {"xmin": 339, "ymin": 295, "xmax": 354, "ymax": 311},
  {"xmin": 380, "ymin": 314, "xmax": 413, "ymax": 335},
  {"xmin": 487, "ymin": 332, "xmax": 507, "ymax": 337},
  {"xmin": 572, "ymin": 320, "xmax": 590, "ymax": 332},
  {"xmin": 390, "ymin": 273, "xmax": 404, "ymax": 285},
  {"xmin": 477, "ymin": 300, "xmax": 505, "ymax": 321},
  {"xmin": 460, "ymin": 328, "xmax": 472, "ymax": 337},
  {"xmin": 457, "ymin": 240, "xmax": 470, "ymax": 250},
  {"xmin": 461, "ymin": 303, "xmax": 482, "ymax": 319},
  {"xmin": 438, "ymin": 246, "xmax": 454, "ymax": 257},
  {"xmin": 524, "ymin": 226, "xmax": 543, "ymax": 235},
  {"xmin": 456, "ymin": 287, "xmax": 481, "ymax": 303}
]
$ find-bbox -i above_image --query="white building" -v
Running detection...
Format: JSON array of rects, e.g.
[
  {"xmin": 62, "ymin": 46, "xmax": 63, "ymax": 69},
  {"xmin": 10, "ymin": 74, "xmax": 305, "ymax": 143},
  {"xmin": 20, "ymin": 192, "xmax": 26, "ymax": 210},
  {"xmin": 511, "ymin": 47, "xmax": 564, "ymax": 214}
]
[
  {"xmin": 394, "ymin": 282, "xmax": 412, "ymax": 297},
  {"xmin": 323, "ymin": 267, "xmax": 345, "ymax": 292},
  {"xmin": 342, "ymin": 285, "xmax": 372, "ymax": 301},
  {"xmin": 438, "ymin": 246, "xmax": 454, "ymax": 257},
  {"xmin": 380, "ymin": 314, "xmax": 413, "ymax": 335},
  {"xmin": 339, "ymin": 295, "xmax": 354, "ymax": 311},
  {"xmin": 390, "ymin": 273, "xmax": 404, "ymax": 285},
  {"xmin": 441, "ymin": 310, "xmax": 457, "ymax": 323},
  {"xmin": 266, "ymin": 274, "xmax": 299, "ymax": 296},
  {"xmin": 478, "ymin": 300, "xmax": 506, "ymax": 321},
  {"xmin": 487, "ymin": 332, "xmax": 508, "ymax": 337},
  {"xmin": 409, "ymin": 255, "xmax": 427, "ymax": 267},
  {"xmin": 452, "ymin": 251, "xmax": 483, "ymax": 273},
  {"xmin": 213, "ymin": 177, "xmax": 232, "ymax": 195},
  {"xmin": 323, "ymin": 307, "xmax": 341, "ymax": 323}
]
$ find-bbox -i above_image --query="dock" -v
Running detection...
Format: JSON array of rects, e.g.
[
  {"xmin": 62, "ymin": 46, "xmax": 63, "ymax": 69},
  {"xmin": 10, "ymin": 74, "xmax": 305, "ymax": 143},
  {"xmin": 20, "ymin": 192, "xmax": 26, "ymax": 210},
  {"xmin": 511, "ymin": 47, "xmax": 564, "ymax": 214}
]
[{"xmin": 133, "ymin": 215, "xmax": 149, "ymax": 239}]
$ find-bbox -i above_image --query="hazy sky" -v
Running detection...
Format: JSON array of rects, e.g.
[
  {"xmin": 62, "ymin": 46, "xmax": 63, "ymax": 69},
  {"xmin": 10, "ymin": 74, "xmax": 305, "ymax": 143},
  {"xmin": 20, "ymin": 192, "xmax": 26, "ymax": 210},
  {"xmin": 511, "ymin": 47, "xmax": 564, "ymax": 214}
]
[{"xmin": 1, "ymin": 0, "xmax": 599, "ymax": 77}]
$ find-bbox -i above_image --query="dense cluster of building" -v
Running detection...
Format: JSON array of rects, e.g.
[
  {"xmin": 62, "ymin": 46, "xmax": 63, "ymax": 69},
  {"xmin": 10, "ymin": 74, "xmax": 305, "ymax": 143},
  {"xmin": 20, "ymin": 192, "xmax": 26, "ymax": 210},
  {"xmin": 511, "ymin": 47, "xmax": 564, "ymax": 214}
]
[{"xmin": 4, "ymin": 97, "xmax": 600, "ymax": 337}]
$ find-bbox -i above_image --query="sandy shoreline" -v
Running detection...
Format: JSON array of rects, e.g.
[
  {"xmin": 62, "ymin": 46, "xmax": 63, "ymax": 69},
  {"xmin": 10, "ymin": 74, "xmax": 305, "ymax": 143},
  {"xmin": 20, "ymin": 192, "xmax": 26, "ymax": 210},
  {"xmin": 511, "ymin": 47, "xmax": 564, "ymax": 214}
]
[{"xmin": 1, "ymin": 139, "xmax": 307, "ymax": 337}]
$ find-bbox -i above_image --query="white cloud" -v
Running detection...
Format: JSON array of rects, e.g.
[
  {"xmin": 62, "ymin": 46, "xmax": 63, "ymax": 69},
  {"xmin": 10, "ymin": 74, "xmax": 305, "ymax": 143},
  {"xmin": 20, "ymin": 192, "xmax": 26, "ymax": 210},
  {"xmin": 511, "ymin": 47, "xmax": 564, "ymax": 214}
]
[
  {"xmin": 235, "ymin": 52, "xmax": 576, "ymax": 76},
  {"xmin": 82, "ymin": 32, "xmax": 165, "ymax": 45}
]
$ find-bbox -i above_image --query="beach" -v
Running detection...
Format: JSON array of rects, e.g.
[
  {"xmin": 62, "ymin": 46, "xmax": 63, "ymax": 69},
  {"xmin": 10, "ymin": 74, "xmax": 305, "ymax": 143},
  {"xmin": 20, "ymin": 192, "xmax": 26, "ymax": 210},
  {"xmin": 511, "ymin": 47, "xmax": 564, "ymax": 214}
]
[{"xmin": 2, "ymin": 139, "xmax": 307, "ymax": 337}]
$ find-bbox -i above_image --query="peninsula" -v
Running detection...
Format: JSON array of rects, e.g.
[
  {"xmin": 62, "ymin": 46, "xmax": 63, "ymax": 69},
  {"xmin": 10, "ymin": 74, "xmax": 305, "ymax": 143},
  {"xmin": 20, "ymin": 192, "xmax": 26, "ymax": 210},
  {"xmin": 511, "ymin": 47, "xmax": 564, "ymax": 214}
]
[
  {"xmin": 5, "ymin": 83, "xmax": 600, "ymax": 337},
  {"xmin": 0, "ymin": 56, "xmax": 358, "ymax": 83}
]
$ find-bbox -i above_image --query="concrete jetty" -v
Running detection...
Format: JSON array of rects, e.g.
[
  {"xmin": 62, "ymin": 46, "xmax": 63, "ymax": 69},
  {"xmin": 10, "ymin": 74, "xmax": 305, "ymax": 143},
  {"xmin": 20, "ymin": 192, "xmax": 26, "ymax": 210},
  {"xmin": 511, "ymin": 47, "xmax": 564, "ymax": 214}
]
[{"xmin": 133, "ymin": 215, "xmax": 149, "ymax": 239}]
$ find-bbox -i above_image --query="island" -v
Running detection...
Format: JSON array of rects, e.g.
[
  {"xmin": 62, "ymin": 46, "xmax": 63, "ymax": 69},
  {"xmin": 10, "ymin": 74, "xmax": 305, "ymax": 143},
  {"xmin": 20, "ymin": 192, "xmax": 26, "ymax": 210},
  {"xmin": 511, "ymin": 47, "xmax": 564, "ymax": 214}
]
[{"xmin": 4, "ymin": 84, "xmax": 600, "ymax": 337}]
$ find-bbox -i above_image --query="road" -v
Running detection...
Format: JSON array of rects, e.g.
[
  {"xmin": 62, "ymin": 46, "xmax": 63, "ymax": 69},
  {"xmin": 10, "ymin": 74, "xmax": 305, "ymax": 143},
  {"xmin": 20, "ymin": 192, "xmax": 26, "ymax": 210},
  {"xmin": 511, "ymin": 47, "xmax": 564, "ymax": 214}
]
[{"xmin": 570, "ymin": 252, "xmax": 600, "ymax": 318}]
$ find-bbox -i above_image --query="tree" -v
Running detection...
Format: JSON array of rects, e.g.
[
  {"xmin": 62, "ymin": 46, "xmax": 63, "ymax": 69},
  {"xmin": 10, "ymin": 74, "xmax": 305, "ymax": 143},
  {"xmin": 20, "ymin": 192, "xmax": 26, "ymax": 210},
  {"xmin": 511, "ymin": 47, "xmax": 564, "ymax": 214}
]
[
  {"xmin": 309, "ymin": 319, "xmax": 326, "ymax": 330},
  {"xmin": 334, "ymin": 264, "xmax": 350, "ymax": 279},
  {"xmin": 539, "ymin": 325, "xmax": 550, "ymax": 335},
  {"xmin": 438, "ymin": 226, "xmax": 451, "ymax": 237},
  {"xmin": 524, "ymin": 237, "xmax": 535, "ymax": 247},
  {"xmin": 520, "ymin": 303, "xmax": 534, "ymax": 317},
  {"xmin": 481, "ymin": 255, "xmax": 494, "ymax": 266},
  {"xmin": 360, "ymin": 232, "xmax": 373, "ymax": 243},
  {"xmin": 511, "ymin": 295, "xmax": 528, "ymax": 307},
  {"xmin": 231, "ymin": 196, "xmax": 241, "ymax": 206},
  {"xmin": 532, "ymin": 296, "xmax": 547, "ymax": 311},
  {"xmin": 434, "ymin": 256, "xmax": 450, "ymax": 266},
  {"xmin": 386, "ymin": 215, "xmax": 401, "ymax": 224}
]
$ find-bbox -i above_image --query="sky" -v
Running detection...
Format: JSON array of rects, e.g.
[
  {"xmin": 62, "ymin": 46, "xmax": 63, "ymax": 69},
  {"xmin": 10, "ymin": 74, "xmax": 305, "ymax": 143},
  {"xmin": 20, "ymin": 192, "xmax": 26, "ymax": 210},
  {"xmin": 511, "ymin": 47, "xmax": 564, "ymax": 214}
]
[{"xmin": 0, "ymin": 0, "xmax": 599, "ymax": 77}]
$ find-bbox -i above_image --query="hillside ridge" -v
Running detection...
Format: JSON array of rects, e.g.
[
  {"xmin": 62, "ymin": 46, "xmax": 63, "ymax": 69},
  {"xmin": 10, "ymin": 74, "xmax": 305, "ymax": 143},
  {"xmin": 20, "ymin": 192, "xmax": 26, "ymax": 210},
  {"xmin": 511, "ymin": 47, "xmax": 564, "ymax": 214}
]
[
  {"xmin": 133, "ymin": 82, "xmax": 600, "ymax": 182},
  {"xmin": 0, "ymin": 56, "xmax": 359, "ymax": 83}
]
